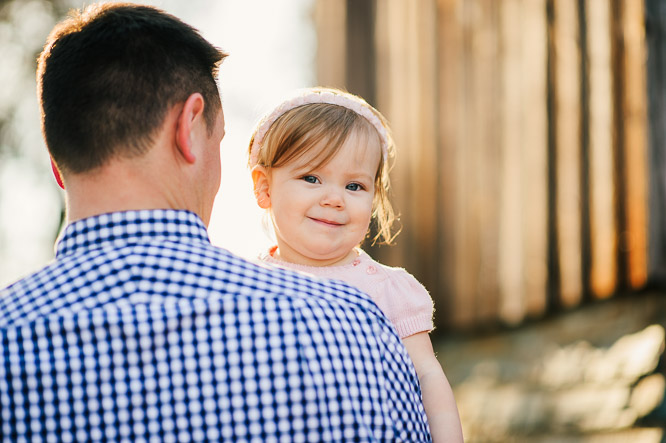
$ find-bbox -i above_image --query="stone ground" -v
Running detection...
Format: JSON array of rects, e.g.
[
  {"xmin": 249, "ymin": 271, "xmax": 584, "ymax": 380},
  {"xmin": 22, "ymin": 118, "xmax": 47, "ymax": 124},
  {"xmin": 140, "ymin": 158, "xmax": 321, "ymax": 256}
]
[{"xmin": 433, "ymin": 292, "xmax": 666, "ymax": 442}]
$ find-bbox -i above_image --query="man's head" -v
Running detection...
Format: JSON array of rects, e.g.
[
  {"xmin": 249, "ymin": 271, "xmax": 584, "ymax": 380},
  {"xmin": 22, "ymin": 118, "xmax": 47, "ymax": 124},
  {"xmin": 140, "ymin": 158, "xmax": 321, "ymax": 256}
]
[{"xmin": 37, "ymin": 2, "xmax": 227, "ymax": 175}]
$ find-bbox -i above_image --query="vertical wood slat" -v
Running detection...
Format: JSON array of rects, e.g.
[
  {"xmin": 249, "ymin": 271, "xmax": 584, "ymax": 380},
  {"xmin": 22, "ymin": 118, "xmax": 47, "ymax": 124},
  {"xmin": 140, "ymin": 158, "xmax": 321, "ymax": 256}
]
[
  {"xmin": 499, "ymin": 0, "xmax": 525, "ymax": 324},
  {"xmin": 553, "ymin": 0, "xmax": 583, "ymax": 308},
  {"xmin": 314, "ymin": 0, "xmax": 346, "ymax": 88},
  {"xmin": 374, "ymin": 0, "xmax": 441, "ymax": 317},
  {"xmin": 439, "ymin": 0, "xmax": 502, "ymax": 329},
  {"xmin": 522, "ymin": 0, "xmax": 549, "ymax": 316},
  {"xmin": 454, "ymin": 0, "xmax": 500, "ymax": 324},
  {"xmin": 611, "ymin": 0, "xmax": 628, "ymax": 291},
  {"xmin": 345, "ymin": 0, "xmax": 376, "ymax": 103},
  {"xmin": 498, "ymin": 0, "xmax": 549, "ymax": 324},
  {"xmin": 452, "ymin": 0, "xmax": 482, "ymax": 328},
  {"xmin": 373, "ymin": 0, "xmax": 406, "ymax": 269},
  {"xmin": 646, "ymin": 0, "xmax": 666, "ymax": 283},
  {"xmin": 620, "ymin": 0, "xmax": 648, "ymax": 289},
  {"xmin": 472, "ymin": 0, "xmax": 501, "ymax": 325},
  {"xmin": 412, "ymin": 1, "xmax": 440, "ymax": 305},
  {"xmin": 586, "ymin": 0, "xmax": 617, "ymax": 298},
  {"xmin": 437, "ymin": 0, "xmax": 467, "ymax": 328},
  {"xmin": 373, "ymin": 0, "xmax": 403, "ymax": 269}
]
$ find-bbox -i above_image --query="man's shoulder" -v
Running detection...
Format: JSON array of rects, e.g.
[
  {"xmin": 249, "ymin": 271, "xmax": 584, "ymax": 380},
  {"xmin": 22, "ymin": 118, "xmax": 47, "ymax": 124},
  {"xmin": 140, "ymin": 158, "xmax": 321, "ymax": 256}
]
[
  {"xmin": 0, "ymin": 241, "xmax": 387, "ymax": 329},
  {"xmin": 159, "ymin": 243, "xmax": 394, "ymax": 333}
]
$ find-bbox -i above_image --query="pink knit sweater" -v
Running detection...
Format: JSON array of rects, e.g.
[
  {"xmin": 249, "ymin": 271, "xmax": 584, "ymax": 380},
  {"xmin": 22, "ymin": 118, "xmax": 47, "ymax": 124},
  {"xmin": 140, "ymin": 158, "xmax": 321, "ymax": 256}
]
[{"xmin": 259, "ymin": 247, "xmax": 434, "ymax": 338}]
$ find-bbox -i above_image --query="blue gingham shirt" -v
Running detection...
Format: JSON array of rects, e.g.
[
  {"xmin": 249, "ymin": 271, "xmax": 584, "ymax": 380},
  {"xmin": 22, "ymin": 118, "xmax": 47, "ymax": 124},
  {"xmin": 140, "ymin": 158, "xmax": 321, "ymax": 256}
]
[{"xmin": 0, "ymin": 210, "xmax": 430, "ymax": 442}]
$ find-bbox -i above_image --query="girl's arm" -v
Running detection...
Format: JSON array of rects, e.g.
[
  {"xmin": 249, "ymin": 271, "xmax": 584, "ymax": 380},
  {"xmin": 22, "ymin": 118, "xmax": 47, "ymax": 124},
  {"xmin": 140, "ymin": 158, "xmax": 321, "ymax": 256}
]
[{"xmin": 402, "ymin": 331, "xmax": 464, "ymax": 443}]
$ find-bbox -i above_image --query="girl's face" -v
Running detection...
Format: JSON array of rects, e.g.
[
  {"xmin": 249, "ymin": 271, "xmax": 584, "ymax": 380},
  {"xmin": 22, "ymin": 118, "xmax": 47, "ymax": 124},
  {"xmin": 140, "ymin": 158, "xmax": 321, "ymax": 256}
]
[{"xmin": 253, "ymin": 128, "xmax": 381, "ymax": 267}]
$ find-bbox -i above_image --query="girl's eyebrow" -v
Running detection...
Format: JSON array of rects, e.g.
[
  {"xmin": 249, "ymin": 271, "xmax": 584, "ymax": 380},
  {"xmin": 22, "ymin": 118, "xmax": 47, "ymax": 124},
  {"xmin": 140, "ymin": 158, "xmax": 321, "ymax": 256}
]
[
  {"xmin": 291, "ymin": 163, "xmax": 314, "ymax": 174},
  {"xmin": 342, "ymin": 170, "xmax": 374, "ymax": 183}
]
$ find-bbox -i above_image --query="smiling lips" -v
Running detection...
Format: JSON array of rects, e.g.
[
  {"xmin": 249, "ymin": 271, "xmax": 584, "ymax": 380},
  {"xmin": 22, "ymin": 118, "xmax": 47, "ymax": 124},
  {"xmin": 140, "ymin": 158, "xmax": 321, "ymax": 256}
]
[{"xmin": 309, "ymin": 216, "xmax": 344, "ymax": 227}]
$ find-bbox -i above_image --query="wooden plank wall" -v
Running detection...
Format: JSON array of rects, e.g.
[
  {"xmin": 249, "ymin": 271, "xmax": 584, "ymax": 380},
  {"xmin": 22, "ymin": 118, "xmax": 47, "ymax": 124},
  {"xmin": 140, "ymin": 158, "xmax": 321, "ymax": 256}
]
[{"xmin": 315, "ymin": 0, "xmax": 650, "ymax": 331}]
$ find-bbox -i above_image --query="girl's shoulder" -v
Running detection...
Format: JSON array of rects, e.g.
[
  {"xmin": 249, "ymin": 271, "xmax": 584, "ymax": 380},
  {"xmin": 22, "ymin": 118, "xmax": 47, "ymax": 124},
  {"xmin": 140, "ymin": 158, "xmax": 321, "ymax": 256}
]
[
  {"xmin": 355, "ymin": 250, "xmax": 434, "ymax": 338},
  {"xmin": 256, "ymin": 247, "xmax": 429, "ymax": 298},
  {"xmin": 356, "ymin": 250, "xmax": 426, "ymax": 288},
  {"xmin": 257, "ymin": 247, "xmax": 434, "ymax": 338}
]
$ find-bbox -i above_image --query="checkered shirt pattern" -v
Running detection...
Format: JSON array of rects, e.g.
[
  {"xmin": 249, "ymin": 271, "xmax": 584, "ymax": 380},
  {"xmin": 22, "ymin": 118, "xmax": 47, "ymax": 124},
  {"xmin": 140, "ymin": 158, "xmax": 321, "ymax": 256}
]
[{"xmin": 0, "ymin": 209, "xmax": 431, "ymax": 442}]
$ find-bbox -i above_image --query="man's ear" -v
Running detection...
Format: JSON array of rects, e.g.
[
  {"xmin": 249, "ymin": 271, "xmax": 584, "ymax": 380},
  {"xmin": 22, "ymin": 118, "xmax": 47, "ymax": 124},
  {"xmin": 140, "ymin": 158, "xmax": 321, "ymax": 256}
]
[
  {"xmin": 251, "ymin": 165, "xmax": 271, "ymax": 209},
  {"xmin": 50, "ymin": 157, "xmax": 65, "ymax": 189},
  {"xmin": 176, "ymin": 93, "xmax": 205, "ymax": 164}
]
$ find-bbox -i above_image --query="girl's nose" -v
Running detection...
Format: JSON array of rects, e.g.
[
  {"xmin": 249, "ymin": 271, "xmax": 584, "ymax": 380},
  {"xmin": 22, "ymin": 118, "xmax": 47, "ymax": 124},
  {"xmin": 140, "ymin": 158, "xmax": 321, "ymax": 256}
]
[{"xmin": 320, "ymin": 188, "xmax": 345, "ymax": 209}]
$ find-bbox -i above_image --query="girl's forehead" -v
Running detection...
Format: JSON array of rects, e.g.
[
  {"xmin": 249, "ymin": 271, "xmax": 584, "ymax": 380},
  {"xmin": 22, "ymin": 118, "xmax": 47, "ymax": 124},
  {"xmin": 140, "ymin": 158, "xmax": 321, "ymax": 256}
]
[
  {"xmin": 310, "ymin": 126, "xmax": 381, "ymax": 162},
  {"xmin": 345, "ymin": 128, "xmax": 382, "ymax": 160}
]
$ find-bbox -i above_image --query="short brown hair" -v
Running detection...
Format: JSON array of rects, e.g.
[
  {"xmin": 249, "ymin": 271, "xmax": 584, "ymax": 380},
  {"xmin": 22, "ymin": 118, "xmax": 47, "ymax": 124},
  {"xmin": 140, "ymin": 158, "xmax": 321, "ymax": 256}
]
[{"xmin": 37, "ymin": 2, "xmax": 227, "ymax": 173}]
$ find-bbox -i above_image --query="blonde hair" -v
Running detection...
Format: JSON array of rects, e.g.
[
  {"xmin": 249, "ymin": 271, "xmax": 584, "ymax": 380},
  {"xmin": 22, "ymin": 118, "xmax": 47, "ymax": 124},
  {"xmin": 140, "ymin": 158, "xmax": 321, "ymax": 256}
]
[{"xmin": 248, "ymin": 88, "xmax": 397, "ymax": 245}]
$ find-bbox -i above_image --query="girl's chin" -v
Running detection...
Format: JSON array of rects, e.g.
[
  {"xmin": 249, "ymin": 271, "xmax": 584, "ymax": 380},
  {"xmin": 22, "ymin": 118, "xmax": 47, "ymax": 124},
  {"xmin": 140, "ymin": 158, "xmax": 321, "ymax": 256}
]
[
  {"xmin": 278, "ymin": 240, "xmax": 359, "ymax": 266},
  {"xmin": 303, "ymin": 249, "xmax": 357, "ymax": 266}
]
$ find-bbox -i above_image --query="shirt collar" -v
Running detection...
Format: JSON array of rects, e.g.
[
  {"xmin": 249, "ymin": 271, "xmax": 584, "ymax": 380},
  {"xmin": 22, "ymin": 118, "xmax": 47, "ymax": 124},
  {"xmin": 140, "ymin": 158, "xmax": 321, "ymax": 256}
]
[{"xmin": 55, "ymin": 209, "xmax": 210, "ymax": 258}]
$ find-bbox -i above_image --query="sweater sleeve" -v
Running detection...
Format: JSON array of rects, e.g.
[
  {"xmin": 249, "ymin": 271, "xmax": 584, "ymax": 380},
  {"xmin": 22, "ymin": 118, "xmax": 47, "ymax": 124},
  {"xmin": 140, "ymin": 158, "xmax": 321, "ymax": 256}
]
[{"xmin": 373, "ymin": 268, "xmax": 434, "ymax": 339}]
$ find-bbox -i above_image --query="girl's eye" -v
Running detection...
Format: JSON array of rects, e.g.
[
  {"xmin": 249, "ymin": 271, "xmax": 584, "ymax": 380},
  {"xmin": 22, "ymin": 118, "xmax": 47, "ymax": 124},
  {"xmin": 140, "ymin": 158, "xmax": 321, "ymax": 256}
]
[
  {"xmin": 346, "ymin": 183, "xmax": 364, "ymax": 191},
  {"xmin": 302, "ymin": 175, "xmax": 318, "ymax": 184}
]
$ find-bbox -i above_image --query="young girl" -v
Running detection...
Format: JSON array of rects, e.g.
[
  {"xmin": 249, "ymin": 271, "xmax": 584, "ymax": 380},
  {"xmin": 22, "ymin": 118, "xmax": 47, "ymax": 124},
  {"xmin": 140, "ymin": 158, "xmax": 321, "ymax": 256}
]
[{"xmin": 248, "ymin": 87, "xmax": 463, "ymax": 442}]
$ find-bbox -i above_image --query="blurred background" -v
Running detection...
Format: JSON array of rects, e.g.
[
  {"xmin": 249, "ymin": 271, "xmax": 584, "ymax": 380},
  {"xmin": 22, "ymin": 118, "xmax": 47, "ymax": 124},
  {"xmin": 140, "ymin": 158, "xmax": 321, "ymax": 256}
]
[{"xmin": 1, "ymin": 0, "xmax": 665, "ymax": 440}]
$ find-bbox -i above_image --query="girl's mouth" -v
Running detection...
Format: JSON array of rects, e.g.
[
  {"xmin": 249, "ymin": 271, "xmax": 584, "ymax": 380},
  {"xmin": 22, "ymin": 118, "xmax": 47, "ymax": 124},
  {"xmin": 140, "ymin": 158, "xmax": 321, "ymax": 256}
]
[{"xmin": 309, "ymin": 217, "xmax": 343, "ymax": 227}]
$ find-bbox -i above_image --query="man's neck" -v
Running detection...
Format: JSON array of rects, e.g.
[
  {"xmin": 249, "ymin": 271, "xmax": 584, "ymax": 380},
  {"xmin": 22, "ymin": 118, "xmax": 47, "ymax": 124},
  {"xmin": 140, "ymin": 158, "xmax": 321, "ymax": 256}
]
[{"xmin": 64, "ymin": 156, "xmax": 190, "ymax": 223}]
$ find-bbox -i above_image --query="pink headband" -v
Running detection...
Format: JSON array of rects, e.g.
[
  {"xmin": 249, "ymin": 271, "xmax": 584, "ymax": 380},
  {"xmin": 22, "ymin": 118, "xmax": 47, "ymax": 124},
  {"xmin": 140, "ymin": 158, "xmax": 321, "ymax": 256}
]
[{"xmin": 249, "ymin": 88, "xmax": 389, "ymax": 167}]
